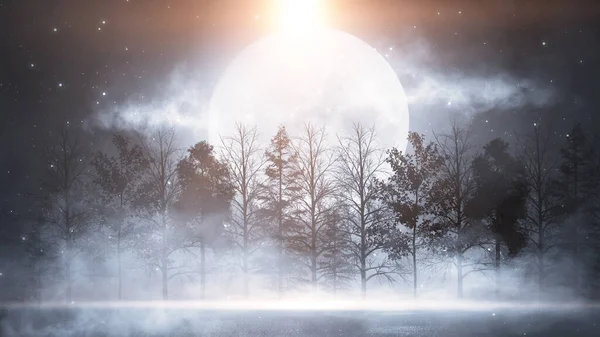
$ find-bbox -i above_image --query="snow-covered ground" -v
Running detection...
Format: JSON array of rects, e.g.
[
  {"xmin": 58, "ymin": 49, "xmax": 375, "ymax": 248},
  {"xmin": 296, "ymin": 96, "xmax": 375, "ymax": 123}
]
[{"xmin": 1, "ymin": 307, "xmax": 599, "ymax": 336}]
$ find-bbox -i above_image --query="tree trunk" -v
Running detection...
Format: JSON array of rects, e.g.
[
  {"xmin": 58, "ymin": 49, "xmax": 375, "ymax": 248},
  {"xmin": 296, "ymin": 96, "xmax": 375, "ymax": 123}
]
[
  {"xmin": 538, "ymin": 228, "xmax": 544, "ymax": 293},
  {"xmin": 412, "ymin": 225, "xmax": 417, "ymax": 298},
  {"xmin": 117, "ymin": 229, "xmax": 122, "ymax": 301},
  {"xmin": 65, "ymin": 237, "xmax": 72, "ymax": 304},
  {"xmin": 456, "ymin": 253, "xmax": 463, "ymax": 299},
  {"xmin": 161, "ymin": 260, "xmax": 168, "ymax": 300},
  {"xmin": 243, "ymin": 250, "xmax": 249, "ymax": 299},
  {"xmin": 495, "ymin": 238, "xmax": 501, "ymax": 298},
  {"xmin": 200, "ymin": 240, "xmax": 206, "ymax": 300},
  {"xmin": 360, "ymin": 256, "xmax": 367, "ymax": 299}
]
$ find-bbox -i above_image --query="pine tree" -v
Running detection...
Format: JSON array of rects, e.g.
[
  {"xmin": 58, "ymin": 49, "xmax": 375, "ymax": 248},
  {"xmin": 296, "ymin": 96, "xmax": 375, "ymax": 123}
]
[
  {"xmin": 176, "ymin": 141, "xmax": 234, "ymax": 300},
  {"xmin": 468, "ymin": 138, "xmax": 528, "ymax": 297},
  {"xmin": 259, "ymin": 126, "xmax": 301, "ymax": 296}
]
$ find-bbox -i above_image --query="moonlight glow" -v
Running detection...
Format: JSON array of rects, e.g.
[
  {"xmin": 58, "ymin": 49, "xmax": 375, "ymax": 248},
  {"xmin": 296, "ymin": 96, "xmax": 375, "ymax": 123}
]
[
  {"xmin": 208, "ymin": 28, "xmax": 410, "ymax": 151},
  {"xmin": 273, "ymin": 0, "xmax": 325, "ymax": 32}
]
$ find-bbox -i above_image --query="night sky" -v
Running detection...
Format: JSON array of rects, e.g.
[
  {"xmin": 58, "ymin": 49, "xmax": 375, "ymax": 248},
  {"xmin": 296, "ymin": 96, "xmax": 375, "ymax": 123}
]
[{"xmin": 1, "ymin": 0, "xmax": 600, "ymax": 230}]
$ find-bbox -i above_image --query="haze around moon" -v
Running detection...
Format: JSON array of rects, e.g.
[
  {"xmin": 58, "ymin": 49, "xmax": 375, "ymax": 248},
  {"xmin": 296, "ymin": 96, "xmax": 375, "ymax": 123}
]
[{"xmin": 208, "ymin": 28, "xmax": 409, "ymax": 151}]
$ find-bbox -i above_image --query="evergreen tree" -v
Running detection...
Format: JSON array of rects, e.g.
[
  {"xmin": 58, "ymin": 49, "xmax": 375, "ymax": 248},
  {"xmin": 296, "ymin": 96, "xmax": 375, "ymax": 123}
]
[
  {"xmin": 468, "ymin": 138, "xmax": 528, "ymax": 297},
  {"xmin": 259, "ymin": 126, "xmax": 301, "ymax": 296},
  {"xmin": 176, "ymin": 141, "xmax": 234, "ymax": 300}
]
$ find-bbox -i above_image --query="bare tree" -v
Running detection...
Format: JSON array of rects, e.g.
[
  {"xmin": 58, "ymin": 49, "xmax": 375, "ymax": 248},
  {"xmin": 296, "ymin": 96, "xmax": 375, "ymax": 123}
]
[
  {"xmin": 430, "ymin": 119, "xmax": 484, "ymax": 298},
  {"xmin": 288, "ymin": 124, "xmax": 336, "ymax": 291},
  {"xmin": 92, "ymin": 134, "xmax": 148, "ymax": 300},
  {"xmin": 516, "ymin": 123, "xmax": 562, "ymax": 293},
  {"xmin": 319, "ymin": 200, "xmax": 356, "ymax": 295},
  {"xmin": 219, "ymin": 123, "xmax": 266, "ymax": 298},
  {"xmin": 335, "ymin": 123, "xmax": 391, "ymax": 298},
  {"xmin": 39, "ymin": 126, "xmax": 92, "ymax": 303},
  {"xmin": 134, "ymin": 127, "xmax": 182, "ymax": 300}
]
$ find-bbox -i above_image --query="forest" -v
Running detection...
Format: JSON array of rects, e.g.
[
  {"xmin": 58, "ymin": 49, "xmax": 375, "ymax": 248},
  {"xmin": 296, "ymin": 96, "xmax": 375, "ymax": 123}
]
[{"xmin": 1, "ymin": 117, "xmax": 599, "ymax": 303}]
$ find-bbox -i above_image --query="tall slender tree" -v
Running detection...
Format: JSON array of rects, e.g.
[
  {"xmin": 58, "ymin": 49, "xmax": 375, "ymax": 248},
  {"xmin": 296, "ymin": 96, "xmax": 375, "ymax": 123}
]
[
  {"xmin": 517, "ymin": 123, "xmax": 561, "ymax": 293},
  {"xmin": 134, "ymin": 127, "xmax": 181, "ymax": 300},
  {"xmin": 219, "ymin": 123, "xmax": 266, "ymax": 298},
  {"xmin": 39, "ymin": 126, "xmax": 92, "ymax": 303},
  {"xmin": 430, "ymin": 120, "xmax": 483, "ymax": 298},
  {"xmin": 376, "ymin": 132, "xmax": 444, "ymax": 298},
  {"xmin": 259, "ymin": 126, "xmax": 301, "ymax": 297},
  {"xmin": 176, "ymin": 141, "xmax": 234, "ymax": 300},
  {"xmin": 319, "ymin": 200, "xmax": 355, "ymax": 294},
  {"xmin": 335, "ymin": 123, "xmax": 391, "ymax": 298},
  {"xmin": 288, "ymin": 124, "xmax": 336, "ymax": 291},
  {"xmin": 91, "ymin": 134, "xmax": 148, "ymax": 300},
  {"xmin": 554, "ymin": 124, "xmax": 598, "ymax": 295}
]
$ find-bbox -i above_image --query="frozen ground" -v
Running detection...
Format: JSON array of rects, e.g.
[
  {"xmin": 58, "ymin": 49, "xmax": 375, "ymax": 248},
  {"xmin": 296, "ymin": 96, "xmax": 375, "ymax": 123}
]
[{"xmin": 1, "ymin": 306, "xmax": 599, "ymax": 336}]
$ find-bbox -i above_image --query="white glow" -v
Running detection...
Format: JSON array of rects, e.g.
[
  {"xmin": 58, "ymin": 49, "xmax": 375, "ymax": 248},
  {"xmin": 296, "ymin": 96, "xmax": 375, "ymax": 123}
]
[
  {"xmin": 274, "ymin": 0, "xmax": 325, "ymax": 32},
  {"xmin": 209, "ymin": 29, "xmax": 410, "ymax": 152}
]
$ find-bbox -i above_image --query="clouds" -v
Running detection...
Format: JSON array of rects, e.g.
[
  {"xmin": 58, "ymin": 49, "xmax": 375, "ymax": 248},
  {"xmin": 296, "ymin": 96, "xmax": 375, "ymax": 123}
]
[
  {"xmin": 90, "ymin": 31, "xmax": 556, "ymax": 143},
  {"xmin": 388, "ymin": 38, "xmax": 554, "ymax": 116},
  {"xmin": 90, "ymin": 67, "xmax": 212, "ymax": 145}
]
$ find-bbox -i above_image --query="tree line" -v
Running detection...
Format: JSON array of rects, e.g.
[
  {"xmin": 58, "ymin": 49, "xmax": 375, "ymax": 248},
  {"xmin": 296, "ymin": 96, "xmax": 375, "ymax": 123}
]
[{"xmin": 7, "ymin": 118, "xmax": 600, "ymax": 302}]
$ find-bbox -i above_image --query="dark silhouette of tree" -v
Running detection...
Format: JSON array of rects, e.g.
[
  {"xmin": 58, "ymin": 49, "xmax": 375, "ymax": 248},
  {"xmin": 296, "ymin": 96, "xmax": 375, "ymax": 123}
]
[
  {"xmin": 318, "ymin": 200, "xmax": 356, "ymax": 294},
  {"xmin": 335, "ymin": 123, "xmax": 393, "ymax": 298},
  {"xmin": 554, "ymin": 123, "xmax": 598, "ymax": 295},
  {"xmin": 39, "ymin": 126, "xmax": 92, "ymax": 303},
  {"xmin": 258, "ymin": 126, "xmax": 301, "ymax": 297},
  {"xmin": 176, "ymin": 141, "xmax": 234, "ymax": 300},
  {"xmin": 219, "ymin": 123, "xmax": 266, "ymax": 298},
  {"xmin": 288, "ymin": 124, "xmax": 336, "ymax": 291},
  {"xmin": 133, "ymin": 127, "xmax": 181, "ymax": 300},
  {"xmin": 91, "ymin": 134, "xmax": 148, "ymax": 300},
  {"xmin": 376, "ymin": 132, "xmax": 444, "ymax": 298},
  {"xmin": 517, "ymin": 123, "xmax": 562, "ymax": 293},
  {"xmin": 430, "ymin": 120, "xmax": 484, "ymax": 298},
  {"xmin": 468, "ymin": 138, "xmax": 528, "ymax": 297}
]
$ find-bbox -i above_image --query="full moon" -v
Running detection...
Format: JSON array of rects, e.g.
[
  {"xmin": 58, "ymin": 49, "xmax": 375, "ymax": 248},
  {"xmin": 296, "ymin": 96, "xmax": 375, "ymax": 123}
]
[{"xmin": 208, "ymin": 28, "xmax": 409, "ymax": 151}]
